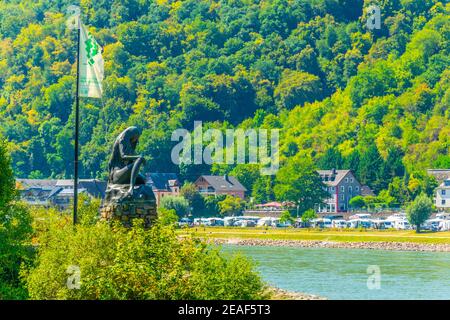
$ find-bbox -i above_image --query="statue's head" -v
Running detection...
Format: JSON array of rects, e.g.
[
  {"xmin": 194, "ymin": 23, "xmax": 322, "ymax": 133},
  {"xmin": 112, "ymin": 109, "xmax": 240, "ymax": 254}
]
[{"xmin": 124, "ymin": 126, "xmax": 141, "ymax": 149}]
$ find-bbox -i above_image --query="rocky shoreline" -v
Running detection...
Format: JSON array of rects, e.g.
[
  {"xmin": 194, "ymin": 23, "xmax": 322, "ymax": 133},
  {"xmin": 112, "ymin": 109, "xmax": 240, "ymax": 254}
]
[
  {"xmin": 212, "ymin": 238, "xmax": 450, "ymax": 252},
  {"xmin": 265, "ymin": 287, "xmax": 326, "ymax": 300}
]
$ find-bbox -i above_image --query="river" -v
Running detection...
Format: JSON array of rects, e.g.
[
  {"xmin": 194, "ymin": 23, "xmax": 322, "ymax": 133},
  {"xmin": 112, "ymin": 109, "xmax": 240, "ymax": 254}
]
[{"xmin": 222, "ymin": 245, "xmax": 450, "ymax": 300}]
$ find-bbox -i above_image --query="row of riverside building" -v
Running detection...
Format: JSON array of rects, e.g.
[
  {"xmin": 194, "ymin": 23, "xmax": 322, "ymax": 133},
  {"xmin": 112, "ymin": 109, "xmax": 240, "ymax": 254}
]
[
  {"xmin": 16, "ymin": 169, "xmax": 450, "ymax": 212},
  {"xmin": 15, "ymin": 174, "xmax": 247, "ymax": 211}
]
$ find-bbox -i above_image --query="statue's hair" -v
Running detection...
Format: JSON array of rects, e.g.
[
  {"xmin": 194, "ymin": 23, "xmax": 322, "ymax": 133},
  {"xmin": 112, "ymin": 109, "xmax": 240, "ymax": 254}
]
[{"xmin": 121, "ymin": 126, "xmax": 141, "ymax": 140}]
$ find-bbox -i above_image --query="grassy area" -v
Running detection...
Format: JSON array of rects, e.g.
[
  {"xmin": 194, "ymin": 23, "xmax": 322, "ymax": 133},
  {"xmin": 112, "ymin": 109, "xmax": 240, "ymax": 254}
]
[{"xmin": 177, "ymin": 227, "xmax": 450, "ymax": 244}]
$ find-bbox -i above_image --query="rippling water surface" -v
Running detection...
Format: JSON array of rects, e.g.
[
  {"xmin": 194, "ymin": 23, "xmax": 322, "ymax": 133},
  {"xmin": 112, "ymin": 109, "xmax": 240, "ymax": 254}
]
[{"xmin": 222, "ymin": 245, "xmax": 450, "ymax": 300}]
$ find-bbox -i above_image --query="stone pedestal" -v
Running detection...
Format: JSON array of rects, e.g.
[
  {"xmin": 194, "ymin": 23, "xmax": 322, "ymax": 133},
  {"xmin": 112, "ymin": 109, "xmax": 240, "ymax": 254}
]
[{"xmin": 100, "ymin": 184, "xmax": 157, "ymax": 228}]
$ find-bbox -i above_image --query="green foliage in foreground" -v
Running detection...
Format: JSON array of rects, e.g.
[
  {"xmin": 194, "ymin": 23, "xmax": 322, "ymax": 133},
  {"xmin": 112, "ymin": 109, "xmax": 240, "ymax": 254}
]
[
  {"xmin": 158, "ymin": 207, "xmax": 179, "ymax": 226},
  {"xmin": 0, "ymin": 136, "xmax": 33, "ymax": 300},
  {"xmin": 23, "ymin": 214, "xmax": 266, "ymax": 300},
  {"xmin": 406, "ymin": 193, "xmax": 434, "ymax": 233},
  {"xmin": 0, "ymin": 203, "xmax": 33, "ymax": 300}
]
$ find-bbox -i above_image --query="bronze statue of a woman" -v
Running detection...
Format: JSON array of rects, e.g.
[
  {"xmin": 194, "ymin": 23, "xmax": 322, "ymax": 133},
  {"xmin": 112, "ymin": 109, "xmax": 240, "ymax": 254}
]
[{"xmin": 108, "ymin": 126, "xmax": 146, "ymax": 197}]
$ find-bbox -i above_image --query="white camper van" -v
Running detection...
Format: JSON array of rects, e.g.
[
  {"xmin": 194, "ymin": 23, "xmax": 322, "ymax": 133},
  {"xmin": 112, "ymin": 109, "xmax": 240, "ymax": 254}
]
[
  {"xmin": 332, "ymin": 219, "xmax": 348, "ymax": 228},
  {"xmin": 391, "ymin": 219, "xmax": 411, "ymax": 230},
  {"xmin": 439, "ymin": 220, "xmax": 450, "ymax": 231},
  {"xmin": 311, "ymin": 218, "xmax": 332, "ymax": 228},
  {"xmin": 347, "ymin": 219, "xmax": 373, "ymax": 229}
]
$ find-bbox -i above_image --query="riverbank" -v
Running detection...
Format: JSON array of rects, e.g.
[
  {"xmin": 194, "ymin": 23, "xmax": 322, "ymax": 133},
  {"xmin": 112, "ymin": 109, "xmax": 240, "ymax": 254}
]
[
  {"xmin": 266, "ymin": 287, "xmax": 326, "ymax": 300},
  {"xmin": 213, "ymin": 238, "xmax": 450, "ymax": 252},
  {"xmin": 178, "ymin": 227, "xmax": 450, "ymax": 252}
]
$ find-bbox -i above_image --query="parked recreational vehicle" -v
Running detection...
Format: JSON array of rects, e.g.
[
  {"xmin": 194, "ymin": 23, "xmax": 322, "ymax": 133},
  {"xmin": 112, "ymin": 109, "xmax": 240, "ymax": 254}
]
[
  {"xmin": 205, "ymin": 217, "xmax": 224, "ymax": 226},
  {"xmin": 349, "ymin": 213, "xmax": 372, "ymax": 220},
  {"xmin": 390, "ymin": 219, "xmax": 411, "ymax": 230},
  {"xmin": 178, "ymin": 217, "xmax": 192, "ymax": 227},
  {"xmin": 347, "ymin": 219, "xmax": 373, "ymax": 229},
  {"xmin": 436, "ymin": 213, "xmax": 450, "ymax": 220},
  {"xmin": 425, "ymin": 218, "xmax": 443, "ymax": 231},
  {"xmin": 332, "ymin": 219, "xmax": 348, "ymax": 228},
  {"xmin": 193, "ymin": 218, "xmax": 211, "ymax": 226},
  {"xmin": 439, "ymin": 220, "xmax": 450, "ymax": 231},
  {"xmin": 234, "ymin": 219, "xmax": 257, "ymax": 227},
  {"xmin": 387, "ymin": 213, "xmax": 407, "ymax": 220},
  {"xmin": 372, "ymin": 219, "xmax": 393, "ymax": 230},
  {"xmin": 239, "ymin": 216, "xmax": 261, "ymax": 223},
  {"xmin": 311, "ymin": 218, "xmax": 332, "ymax": 228},
  {"xmin": 256, "ymin": 217, "xmax": 275, "ymax": 227},
  {"xmin": 224, "ymin": 217, "xmax": 237, "ymax": 226},
  {"xmin": 275, "ymin": 220, "xmax": 292, "ymax": 228}
]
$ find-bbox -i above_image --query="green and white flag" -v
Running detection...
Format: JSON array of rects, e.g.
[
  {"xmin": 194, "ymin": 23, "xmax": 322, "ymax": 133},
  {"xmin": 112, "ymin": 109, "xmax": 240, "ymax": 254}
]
[{"xmin": 79, "ymin": 23, "xmax": 104, "ymax": 98}]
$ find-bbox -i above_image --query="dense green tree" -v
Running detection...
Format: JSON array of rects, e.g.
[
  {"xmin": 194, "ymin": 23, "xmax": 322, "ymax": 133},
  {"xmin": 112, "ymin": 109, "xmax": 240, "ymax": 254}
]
[
  {"xmin": 160, "ymin": 196, "xmax": 189, "ymax": 218},
  {"xmin": 180, "ymin": 182, "xmax": 205, "ymax": 217},
  {"xmin": 203, "ymin": 195, "xmax": 225, "ymax": 217},
  {"xmin": 274, "ymin": 156, "xmax": 329, "ymax": 213},
  {"xmin": 301, "ymin": 208, "xmax": 317, "ymax": 224},
  {"xmin": 218, "ymin": 195, "xmax": 244, "ymax": 216},
  {"xmin": 274, "ymin": 70, "xmax": 322, "ymax": 109},
  {"xmin": 279, "ymin": 210, "xmax": 295, "ymax": 225},
  {"xmin": 0, "ymin": 0, "xmax": 447, "ymax": 210},
  {"xmin": 349, "ymin": 195, "xmax": 366, "ymax": 209},
  {"xmin": 406, "ymin": 193, "xmax": 433, "ymax": 233}
]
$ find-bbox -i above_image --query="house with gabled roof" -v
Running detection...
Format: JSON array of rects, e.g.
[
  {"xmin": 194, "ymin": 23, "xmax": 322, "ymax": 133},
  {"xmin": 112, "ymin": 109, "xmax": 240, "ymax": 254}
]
[
  {"xmin": 16, "ymin": 179, "xmax": 58, "ymax": 207},
  {"xmin": 194, "ymin": 175, "xmax": 246, "ymax": 199},
  {"xmin": 146, "ymin": 173, "xmax": 180, "ymax": 205},
  {"xmin": 317, "ymin": 169, "xmax": 369, "ymax": 213},
  {"xmin": 16, "ymin": 179, "xmax": 106, "ymax": 210},
  {"xmin": 435, "ymin": 179, "xmax": 450, "ymax": 212}
]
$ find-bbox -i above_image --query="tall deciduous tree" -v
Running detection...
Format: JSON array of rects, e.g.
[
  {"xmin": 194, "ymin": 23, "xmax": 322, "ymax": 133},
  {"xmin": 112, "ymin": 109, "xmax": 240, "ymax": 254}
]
[
  {"xmin": 218, "ymin": 195, "xmax": 244, "ymax": 216},
  {"xmin": 274, "ymin": 156, "xmax": 328, "ymax": 213},
  {"xmin": 406, "ymin": 193, "xmax": 433, "ymax": 233},
  {"xmin": 160, "ymin": 196, "xmax": 189, "ymax": 218},
  {"xmin": 180, "ymin": 182, "xmax": 205, "ymax": 216}
]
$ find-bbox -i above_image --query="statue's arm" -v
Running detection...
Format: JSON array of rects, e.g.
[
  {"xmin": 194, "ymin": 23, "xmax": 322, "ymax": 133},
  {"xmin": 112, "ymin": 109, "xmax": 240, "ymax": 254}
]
[{"xmin": 119, "ymin": 141, "xmax": 141, "ymax": 161}]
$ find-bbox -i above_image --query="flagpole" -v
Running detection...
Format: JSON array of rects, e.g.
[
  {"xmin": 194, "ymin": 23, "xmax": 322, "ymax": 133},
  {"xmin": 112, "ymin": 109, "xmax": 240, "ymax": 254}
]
[{"xmin": 74, "ymin": 22, "xmax": 80, "ymax": 225}]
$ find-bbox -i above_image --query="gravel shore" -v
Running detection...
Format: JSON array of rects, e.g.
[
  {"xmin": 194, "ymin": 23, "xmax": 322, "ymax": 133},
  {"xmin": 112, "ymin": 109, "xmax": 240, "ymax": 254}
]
[
  {"xmin": 266, "ymin": 287, "xmax": 326, "ymax": 300},
  {"xmin": 212, "ymin": 238, "xmax": 450, "ymax": 252}
]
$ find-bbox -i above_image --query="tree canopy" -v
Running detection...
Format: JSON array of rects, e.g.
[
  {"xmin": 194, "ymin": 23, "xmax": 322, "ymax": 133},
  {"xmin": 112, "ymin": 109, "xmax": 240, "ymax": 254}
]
[{"xmin": 0, "ymin": 0, "xmax": 448, "ymax": 207}]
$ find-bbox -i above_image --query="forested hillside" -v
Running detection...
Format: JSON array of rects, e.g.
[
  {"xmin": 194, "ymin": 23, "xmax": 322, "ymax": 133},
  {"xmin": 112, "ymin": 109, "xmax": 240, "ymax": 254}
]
[{"xmin": 0, "ymin": 0, "xmax": 448, "ymax": 206}]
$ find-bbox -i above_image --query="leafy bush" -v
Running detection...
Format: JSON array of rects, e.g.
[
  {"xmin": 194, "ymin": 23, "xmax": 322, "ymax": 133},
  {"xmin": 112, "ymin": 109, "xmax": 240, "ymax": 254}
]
[
  {"xmin": 279, "ymin": 210, "xmax": 295, "ymax": 225},
  {"xmin": 349, "ymin": 196, "xmax": 366, "ymax": 209},
  {"xmin": 23, "ymin": 216, "xmax": 265, "ymax": 300},
  {"xmin": 301, "ymin": 209, "xmax": 317, "ymax": 224},
  {"xmin": 158, "ymin": 208, "xmax": 179, "ymax": 226},
  {"xmin": 0, "ymin": 137, "xmax": 33, "ymax": 300},
  {"xmin": 160, "ymin": 196, "xmax": 189, "ymax": 217},
  {"xmin": 0, "ymin": 203, "xmax": 33, "ymax": 300},
  {"xmin": 203, "ymin": 195, "xmax": 226, "ymax": 217}
]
